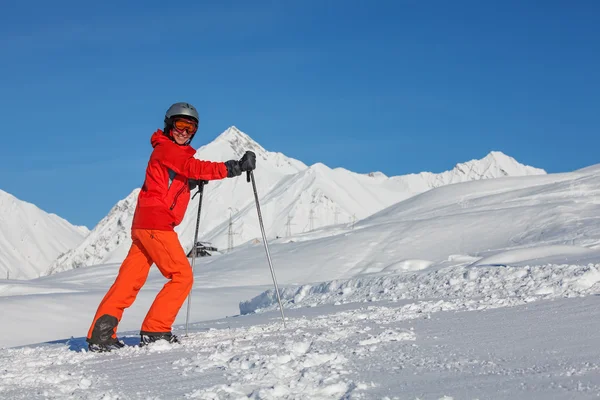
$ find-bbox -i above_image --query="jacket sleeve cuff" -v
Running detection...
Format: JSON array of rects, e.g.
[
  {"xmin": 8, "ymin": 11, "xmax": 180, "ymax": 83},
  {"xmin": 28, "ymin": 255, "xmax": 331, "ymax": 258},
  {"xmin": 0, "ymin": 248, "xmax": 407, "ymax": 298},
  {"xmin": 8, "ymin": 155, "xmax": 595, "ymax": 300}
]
[{"xmin": 224, "ymin": 160, "xmax": 242, "ymax": 178}]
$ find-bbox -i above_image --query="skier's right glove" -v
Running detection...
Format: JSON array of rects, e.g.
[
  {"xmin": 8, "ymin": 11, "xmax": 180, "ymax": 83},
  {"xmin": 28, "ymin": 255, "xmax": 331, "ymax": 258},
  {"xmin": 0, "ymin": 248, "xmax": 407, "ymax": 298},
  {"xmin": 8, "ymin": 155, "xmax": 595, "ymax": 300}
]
[
  {"xmin": 188, "ymin": 179, "xmax": 208, "ymax": 190},
  {"xmin": 188, "ymin": 179, "xmax": 199, "ymax": 190},
  {"xmin": 224, "ymin": 160, "xmax": 242, "ymax": 178},
  {"xmin": 239, "ymin": 151, "xmax": 256, "ymax": 172}
]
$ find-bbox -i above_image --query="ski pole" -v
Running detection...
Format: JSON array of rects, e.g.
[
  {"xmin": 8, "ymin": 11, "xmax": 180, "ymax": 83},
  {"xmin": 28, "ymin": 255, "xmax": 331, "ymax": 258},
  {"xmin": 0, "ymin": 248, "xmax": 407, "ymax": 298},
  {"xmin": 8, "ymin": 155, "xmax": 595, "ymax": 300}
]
[
  {"xmin": 185, "ymin": 180, "xmax": 207, "ymax": 337},
  {"xmin": 247, "ymin": 171, "xmax": 286, "ymax": 328}
]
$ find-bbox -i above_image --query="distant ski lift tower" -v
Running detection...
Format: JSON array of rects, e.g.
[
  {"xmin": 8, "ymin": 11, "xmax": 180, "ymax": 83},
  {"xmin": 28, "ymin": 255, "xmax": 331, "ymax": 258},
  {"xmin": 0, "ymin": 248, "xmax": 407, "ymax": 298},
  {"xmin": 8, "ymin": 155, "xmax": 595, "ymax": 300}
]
[
  {"xmin": 309, "ymin": 208, "xmax": 315, "ymax": 231},
  {"xmin": 285, "ymin": 215, "xmax": 295, "ymax": 237},
  {"xmin": 334, "ymin": 207, "xmax": 340, "ymax": 225},
  {"xmin": 227, "ymin": 208, "xmax": 236, "ymax": 252}
]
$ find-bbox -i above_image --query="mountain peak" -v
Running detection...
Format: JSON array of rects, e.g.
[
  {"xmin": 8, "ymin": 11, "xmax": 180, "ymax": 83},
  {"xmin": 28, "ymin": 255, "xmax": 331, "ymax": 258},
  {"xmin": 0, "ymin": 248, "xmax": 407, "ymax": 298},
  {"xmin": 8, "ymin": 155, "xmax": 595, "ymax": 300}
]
[
  {"xmin": 197, "ymin": 126, "xmax": 307, "ymax": 174},
  {"xmin": 455, "ymin": 151, "xmax": 546, "ymax": 178},
  {"xmin": 205, "ymin": 126, "xmax": 266, "ymax": 159},
  {"xmin": 482, "ymin": 151, "xmax": 518, "ymax": 165},
  {"xmin": 219, "ymin": 125, "xmax": 245, "ymax": 139}
]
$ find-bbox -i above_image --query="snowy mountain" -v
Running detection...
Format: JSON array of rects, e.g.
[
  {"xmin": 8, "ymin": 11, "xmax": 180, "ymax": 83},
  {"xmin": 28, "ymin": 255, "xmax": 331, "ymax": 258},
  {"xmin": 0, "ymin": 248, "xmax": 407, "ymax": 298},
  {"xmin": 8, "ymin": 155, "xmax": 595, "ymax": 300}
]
[
  {"xmin": 208, "ymin": 151, "xmax": 545, "ymax": 247},
  {"xmin": 0, "ymin": 189, "xmax": 89, "ymax": 280},
  {"xmin": 387, "ymin": 150, "xmax": 545, "ymax": 195},
  {"xmin": 45, "ymin": 127, "xmax": 308, "ymax": 275},
  {"xmin": 45, "ymin": 189, "xmax": 140, "ymax": 276},
  {"xmin": 44, "ymin": 126, "xmax": 545, "ymax": 276}
]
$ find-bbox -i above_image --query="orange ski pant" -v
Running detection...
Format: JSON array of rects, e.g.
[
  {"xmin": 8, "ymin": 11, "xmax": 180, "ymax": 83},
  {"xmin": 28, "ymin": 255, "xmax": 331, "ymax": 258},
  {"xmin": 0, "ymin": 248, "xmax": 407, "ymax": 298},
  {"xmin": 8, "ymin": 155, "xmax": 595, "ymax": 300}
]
[{"xmin": 87, "ymin": 229, "xmax": 193, "ymax": 340}]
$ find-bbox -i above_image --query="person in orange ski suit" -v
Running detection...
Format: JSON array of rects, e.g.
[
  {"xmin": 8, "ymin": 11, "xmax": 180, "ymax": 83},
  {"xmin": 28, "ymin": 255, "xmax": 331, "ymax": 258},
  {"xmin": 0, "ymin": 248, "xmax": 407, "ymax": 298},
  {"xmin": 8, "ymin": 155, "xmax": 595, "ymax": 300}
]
[{"xmin": 86, "ymin": 102, "xmax": 256, "ymax": 352}]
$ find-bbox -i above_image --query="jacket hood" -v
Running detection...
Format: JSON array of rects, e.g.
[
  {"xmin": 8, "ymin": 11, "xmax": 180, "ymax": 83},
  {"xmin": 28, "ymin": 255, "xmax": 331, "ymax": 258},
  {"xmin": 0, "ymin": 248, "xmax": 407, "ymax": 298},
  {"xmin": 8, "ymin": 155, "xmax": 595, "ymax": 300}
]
[{"xmin": 151, "ymin": 130, "xmax": 170, "ymax": 148}]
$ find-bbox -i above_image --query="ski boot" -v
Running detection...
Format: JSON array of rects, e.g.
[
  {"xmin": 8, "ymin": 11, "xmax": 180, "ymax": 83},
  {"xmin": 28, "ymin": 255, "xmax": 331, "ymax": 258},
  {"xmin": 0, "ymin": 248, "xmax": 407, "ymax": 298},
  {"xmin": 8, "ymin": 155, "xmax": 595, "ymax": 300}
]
[
  {"xmin": 87, "ymin": 314, "xmax": 125, "ymax": 352},
  {"xmin": 140, "ymin": 332, "xmax": 180, "ymax": 347}
]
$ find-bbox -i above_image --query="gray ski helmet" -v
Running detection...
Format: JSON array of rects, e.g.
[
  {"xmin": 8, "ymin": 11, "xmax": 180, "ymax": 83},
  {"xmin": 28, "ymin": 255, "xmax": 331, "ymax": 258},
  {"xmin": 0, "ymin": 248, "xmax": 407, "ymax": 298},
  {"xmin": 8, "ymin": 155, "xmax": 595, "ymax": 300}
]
[{"xmin": 165, "ymin": 102, "xmax": 199, "ymax": 123}]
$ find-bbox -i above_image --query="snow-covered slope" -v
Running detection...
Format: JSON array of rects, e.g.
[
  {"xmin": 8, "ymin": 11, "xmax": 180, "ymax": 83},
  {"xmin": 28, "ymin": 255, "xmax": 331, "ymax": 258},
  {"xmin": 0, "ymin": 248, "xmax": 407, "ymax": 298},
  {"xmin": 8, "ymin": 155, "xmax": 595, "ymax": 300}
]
[
  {"xmin": 0, "ymin": 190, "xmax": 89, "ymax": 280},
  {"xmin": 4, "ymin": 162, "xmax": 600, "ymax": 400},
  {"xmin": 166, "ymin": 164, "xmax": 600, "ymax": 293},
  {"xmin": 1, "ymin": 162, "xmax": 598, "ymax": 349},
  {"xmin": 4, "ymin": 296, "xmax": 600, "ymax": 399},
  {"xmin": 44, "ymin": 126, "xmax": 546, "ymax": 276}
]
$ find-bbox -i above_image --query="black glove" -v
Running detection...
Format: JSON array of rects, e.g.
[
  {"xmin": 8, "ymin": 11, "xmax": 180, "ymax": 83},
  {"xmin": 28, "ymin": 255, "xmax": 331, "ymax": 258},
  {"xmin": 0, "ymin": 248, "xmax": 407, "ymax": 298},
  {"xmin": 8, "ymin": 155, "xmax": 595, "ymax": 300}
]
[
  {"xmin": 224, "ymin": 159, "xmax": 242, "ymax": 178},
  {"xmin": 239, "ymin": 151, "xmax": 256, "ymax": 172}
]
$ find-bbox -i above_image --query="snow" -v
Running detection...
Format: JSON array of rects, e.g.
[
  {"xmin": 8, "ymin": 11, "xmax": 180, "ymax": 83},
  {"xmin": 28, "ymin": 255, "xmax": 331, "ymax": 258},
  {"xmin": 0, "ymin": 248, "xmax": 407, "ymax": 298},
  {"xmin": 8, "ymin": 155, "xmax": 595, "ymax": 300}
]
[
  {"xmin": 3, "ymin": 297, "xmax": 600, "ymax": 399},
  {"xmin": 4, "ymin": 129, "xmax": 600, "ymax": 398}
]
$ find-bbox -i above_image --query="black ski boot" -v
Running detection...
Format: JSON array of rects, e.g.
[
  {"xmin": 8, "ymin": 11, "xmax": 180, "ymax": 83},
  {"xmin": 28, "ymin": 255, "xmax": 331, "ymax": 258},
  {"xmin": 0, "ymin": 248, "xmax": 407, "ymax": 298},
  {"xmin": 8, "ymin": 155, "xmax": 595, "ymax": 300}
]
[
  {"xmin": 140, "ymin": 332, "xmax": 180, "ymax": 347},
  {"xmin": 87, "ymin": 314, "xmax": 124, "ymax": 353}
]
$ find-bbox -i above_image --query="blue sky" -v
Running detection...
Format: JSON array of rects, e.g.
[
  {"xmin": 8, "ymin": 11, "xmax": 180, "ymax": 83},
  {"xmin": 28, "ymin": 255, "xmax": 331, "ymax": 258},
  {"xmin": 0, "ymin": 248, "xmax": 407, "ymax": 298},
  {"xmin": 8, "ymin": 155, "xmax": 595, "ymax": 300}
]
[{"xmin": 1, "ymin": 0, "xmax": 599, "ymax": 228}]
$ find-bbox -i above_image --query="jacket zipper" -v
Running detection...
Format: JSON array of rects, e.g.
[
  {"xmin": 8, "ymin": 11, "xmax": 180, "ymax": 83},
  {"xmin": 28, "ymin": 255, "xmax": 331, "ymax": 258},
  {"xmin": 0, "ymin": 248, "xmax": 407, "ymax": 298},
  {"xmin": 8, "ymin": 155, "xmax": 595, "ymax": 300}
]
[{"xmin": 170, "ymin": 186, "xmax": 187, "ymax": 210}]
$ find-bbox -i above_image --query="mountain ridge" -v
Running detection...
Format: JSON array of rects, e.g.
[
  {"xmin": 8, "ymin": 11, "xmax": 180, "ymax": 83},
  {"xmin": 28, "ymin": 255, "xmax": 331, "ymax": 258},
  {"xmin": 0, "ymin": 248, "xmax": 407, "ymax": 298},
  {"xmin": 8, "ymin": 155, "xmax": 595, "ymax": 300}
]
[{"xmin": 1, "ymin": 126, "xmax": 547, "ymax": 278}]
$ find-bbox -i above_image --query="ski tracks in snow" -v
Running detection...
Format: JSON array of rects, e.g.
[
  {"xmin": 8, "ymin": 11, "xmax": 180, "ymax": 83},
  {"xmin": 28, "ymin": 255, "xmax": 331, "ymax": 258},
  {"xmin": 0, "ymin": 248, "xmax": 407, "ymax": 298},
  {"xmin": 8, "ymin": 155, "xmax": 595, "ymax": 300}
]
[
  {"xmin": 4, "ymin": 295, "xmax": 600, "ymax": 399},
  {"xmin": 0, "ymin": 304, "xmax": 420, "ymax": 400}
]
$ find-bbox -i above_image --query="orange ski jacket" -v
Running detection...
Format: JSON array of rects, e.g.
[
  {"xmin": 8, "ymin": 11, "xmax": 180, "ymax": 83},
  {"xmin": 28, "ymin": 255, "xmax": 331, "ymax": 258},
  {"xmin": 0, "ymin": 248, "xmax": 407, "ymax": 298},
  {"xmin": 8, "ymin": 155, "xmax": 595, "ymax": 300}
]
[{"xmin": 131, "ymin": 130, "xmax": 228, "ymax": 231}]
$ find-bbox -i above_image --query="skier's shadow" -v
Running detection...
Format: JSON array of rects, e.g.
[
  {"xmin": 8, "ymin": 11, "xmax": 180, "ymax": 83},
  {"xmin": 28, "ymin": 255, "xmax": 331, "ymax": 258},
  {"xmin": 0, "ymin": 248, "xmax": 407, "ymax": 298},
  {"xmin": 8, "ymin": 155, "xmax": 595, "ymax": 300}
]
[{"xmin": 45, "ymin": 335, "xmax": 140, "ymax": 352}]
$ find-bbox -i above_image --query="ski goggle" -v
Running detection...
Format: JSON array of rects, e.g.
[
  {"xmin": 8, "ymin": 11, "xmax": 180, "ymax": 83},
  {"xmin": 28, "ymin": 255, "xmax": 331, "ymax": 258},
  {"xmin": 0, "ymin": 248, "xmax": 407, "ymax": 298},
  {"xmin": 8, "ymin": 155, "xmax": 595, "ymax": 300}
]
[{"xmin": 172, "ymin": 118, "xmax": 198, "ymax": 134}]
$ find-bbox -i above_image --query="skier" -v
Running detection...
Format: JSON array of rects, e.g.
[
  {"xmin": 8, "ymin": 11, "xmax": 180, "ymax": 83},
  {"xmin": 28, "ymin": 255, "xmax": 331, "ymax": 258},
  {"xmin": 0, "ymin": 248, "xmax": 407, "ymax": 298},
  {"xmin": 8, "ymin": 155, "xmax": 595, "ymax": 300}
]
[{"xmin": 86, "ymin": 102, "xmax": 256, "ymax": 352}]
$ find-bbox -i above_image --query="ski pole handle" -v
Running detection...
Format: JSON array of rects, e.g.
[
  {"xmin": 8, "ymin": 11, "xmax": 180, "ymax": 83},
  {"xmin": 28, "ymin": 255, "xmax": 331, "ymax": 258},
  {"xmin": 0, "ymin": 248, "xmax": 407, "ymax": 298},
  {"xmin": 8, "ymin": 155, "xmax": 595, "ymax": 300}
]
[{"xmin": 247, "ymin": 171, "xmax": 251, "ymax": 182}]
